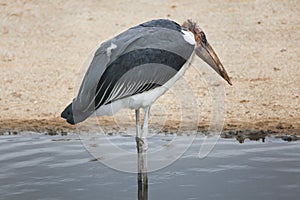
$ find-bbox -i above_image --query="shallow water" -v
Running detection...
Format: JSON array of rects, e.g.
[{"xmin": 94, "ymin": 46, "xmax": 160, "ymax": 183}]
[{"xmin": 0, "ymin": 133, "xmax": 299, "ymax": 200}]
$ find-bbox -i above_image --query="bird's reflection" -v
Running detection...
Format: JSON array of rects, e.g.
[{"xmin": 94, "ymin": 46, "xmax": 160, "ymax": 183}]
[{"xmin": 136, "ymin": 139, "xmax": 148, "ymax": 200}]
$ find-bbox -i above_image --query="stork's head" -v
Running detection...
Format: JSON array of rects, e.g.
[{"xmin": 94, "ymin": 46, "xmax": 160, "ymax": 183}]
[{"xmin": 182, "ymin": 20, "xmax": 232, "ymax": 85}]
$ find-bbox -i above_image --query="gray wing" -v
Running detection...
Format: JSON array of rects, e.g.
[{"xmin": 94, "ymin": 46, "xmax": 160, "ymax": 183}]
[
  {"xmin": 70, "ymin": 23, "xmax": 195, "ymax": 123},
  {"xmin": 93, "ymin": 48, "xmax": 189, "ymax": 108}
]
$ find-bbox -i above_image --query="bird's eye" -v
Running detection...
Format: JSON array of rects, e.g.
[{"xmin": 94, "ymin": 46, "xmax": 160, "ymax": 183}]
[{"xmin": 200, "ymin": 32, "xmax": 207, "ymax": 44}]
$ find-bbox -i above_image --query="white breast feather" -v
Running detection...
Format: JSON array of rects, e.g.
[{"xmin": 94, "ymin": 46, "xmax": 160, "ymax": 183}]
[{"xmin": 181, "ymin": 30, "xmax": 196, "ymax": 45}]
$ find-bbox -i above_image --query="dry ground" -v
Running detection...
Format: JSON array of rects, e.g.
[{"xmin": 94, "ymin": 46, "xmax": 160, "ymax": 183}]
[{"xmin": 0, "ymin": 0, "xmax": 299, "ymax": 135}]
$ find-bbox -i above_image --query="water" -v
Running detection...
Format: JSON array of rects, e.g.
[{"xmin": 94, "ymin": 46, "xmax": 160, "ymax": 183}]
[{"xmin": 0, "ymin": 133, "xmax": 299, "ymax": 200}]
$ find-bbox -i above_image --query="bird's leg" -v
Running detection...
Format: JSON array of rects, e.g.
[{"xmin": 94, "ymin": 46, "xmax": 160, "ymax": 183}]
[
  {"xmin": 136, "ymin": 108, "xmax": 148, "ymax": 199},
  {"xmin": 141, "ymin": 106, "xmax": 150, "ymax": 151},
  {"xmin": 135, "ymin": 109, "xmax": 143, "ymax": 153},
  {"xmin": 135, "ymin": 106, "xmax": 150, "ymax": 153},
  {"xmin": 135, "ymin": 109, "xmax": 141, "ymax": 138},
  {"xmin": 135, "ymin": 106, "xmax": 150, "ymax": 152}
]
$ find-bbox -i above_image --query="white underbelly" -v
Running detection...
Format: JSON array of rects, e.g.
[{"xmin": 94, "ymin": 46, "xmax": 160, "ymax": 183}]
[{"xmin": 95, "ymin": 52, "xmax": 195, "ymax": 116}]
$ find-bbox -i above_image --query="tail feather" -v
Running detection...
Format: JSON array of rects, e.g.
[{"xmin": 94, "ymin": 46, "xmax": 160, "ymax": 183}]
[{"xmin": 61, "ymin": 103, "xmax": 75, "ymax": 125}]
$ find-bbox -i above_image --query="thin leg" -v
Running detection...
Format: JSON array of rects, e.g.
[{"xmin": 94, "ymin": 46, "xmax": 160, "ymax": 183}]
[
  {"xmin": 142, "ymin": 106, "xmax": 150, "ymax": 200},
  {"xmin": 136, "ymin": 107, "xmax": 150, "ymax": 152},
  {"xmin": 142, "ymin": 106, "xmax": 149, "ymax": 197},
  {"xmin": 135, "ymin": 109, "xmax": 141, "ymax": 138},
  {"xmin": 141, "ymin": 106, "xmax": 150, "ymax": 151},
  {"xmin": 136, "ymin": 108, "xmax": 148, "ymax": 199},
  {"xmin": 136, "ymin": 109, "xmax": 144, "ymax": 153},
  {"xmin": 142, "ymin": 106, "xmax": 150, "ymax": 138}
]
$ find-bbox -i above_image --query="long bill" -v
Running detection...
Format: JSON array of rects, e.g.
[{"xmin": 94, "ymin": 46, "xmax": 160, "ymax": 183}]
[{"xmin": 195, "ymin": 42, "xmax": 232, "ymax": 85}]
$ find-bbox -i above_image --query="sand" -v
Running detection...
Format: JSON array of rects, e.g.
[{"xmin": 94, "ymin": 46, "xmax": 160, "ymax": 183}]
[{"xmin": 0, "ymin": 0, "xmax": 299, "ymax": 135}]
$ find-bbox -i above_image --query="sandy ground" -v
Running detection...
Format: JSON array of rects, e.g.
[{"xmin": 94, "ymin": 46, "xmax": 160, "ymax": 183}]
[{"xmin": 0, "ymin": 0, "xmax": 299, "ymax": 135}]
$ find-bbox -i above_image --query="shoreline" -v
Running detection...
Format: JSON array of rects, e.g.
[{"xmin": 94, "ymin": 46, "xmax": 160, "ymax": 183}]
[{"xmin": 1, "ymin": 117, "xmax": 299, "ymax": 136}]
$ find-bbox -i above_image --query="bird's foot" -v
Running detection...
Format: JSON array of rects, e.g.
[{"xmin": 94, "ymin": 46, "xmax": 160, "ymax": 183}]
[{"xmin": 135, "ymin": 137, "xmax": 148, "ymax": 153}]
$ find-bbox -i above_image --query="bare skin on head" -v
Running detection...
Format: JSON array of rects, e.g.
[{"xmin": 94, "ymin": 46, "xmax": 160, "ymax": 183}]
[{"xmin": 182, "ymin": 20, "xmax": 232, "ymax": 85}]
